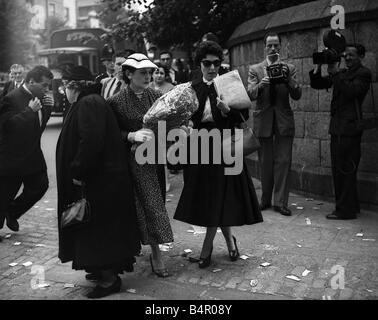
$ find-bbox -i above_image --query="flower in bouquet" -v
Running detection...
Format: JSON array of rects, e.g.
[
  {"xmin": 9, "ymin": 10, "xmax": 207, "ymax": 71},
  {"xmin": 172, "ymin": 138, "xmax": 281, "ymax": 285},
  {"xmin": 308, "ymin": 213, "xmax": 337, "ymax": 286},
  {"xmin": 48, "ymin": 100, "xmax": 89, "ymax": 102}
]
[{"xmin": 143, "ymin": 83, "xmax": 199, "ymax": 132}]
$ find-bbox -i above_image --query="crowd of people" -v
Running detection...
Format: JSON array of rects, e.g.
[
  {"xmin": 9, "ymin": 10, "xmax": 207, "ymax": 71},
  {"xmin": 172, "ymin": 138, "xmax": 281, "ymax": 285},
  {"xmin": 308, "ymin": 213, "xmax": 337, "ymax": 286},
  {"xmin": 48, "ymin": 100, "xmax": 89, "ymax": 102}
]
[{"xmin": 0, "ymin": 31, "xmax": 372, "ymax": 299}]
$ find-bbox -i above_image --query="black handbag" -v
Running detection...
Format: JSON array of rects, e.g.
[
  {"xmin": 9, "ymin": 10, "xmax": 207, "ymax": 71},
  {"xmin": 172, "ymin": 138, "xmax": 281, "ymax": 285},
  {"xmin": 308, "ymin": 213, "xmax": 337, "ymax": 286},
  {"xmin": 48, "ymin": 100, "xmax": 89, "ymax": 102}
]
[
  {"xmin": 61, "ymin": 186, "xmax": 91, "ymax": 229},
  {"xmin": 355, "ymin": 82, "xmax": 378, "ymax": 130},
  {"xmin": 222, "ymin": 112, "xmax": 261, "ymax": 157}
]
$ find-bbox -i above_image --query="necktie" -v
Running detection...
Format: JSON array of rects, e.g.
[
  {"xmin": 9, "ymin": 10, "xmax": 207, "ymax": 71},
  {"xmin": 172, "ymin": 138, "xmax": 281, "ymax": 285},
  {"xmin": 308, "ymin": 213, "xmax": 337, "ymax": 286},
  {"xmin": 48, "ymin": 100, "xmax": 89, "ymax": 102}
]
[{"xmin": 114, "ymin": 81, "xmax": 122, "ymax": 95}]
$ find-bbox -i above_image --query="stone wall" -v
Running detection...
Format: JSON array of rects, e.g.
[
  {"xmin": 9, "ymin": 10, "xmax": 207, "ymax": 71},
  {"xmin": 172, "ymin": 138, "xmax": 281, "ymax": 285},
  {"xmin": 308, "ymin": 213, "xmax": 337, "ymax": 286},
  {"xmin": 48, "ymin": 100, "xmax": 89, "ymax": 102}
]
[{"xmin": 228, "ymin": 0, "xmax": 378, "ymax": 209}]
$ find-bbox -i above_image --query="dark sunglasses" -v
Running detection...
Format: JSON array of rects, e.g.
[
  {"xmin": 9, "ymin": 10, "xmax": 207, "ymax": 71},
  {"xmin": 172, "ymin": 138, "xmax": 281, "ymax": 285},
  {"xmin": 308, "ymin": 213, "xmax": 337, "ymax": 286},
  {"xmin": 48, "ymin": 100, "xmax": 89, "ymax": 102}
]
[{"xmin": 201, "ymin": 60, "xmax": 221, "ymax": 68}]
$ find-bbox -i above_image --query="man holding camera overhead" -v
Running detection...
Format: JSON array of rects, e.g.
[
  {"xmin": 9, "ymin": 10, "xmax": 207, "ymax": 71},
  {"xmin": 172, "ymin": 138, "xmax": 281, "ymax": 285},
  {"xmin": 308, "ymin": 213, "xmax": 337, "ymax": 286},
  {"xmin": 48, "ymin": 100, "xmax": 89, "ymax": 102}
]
[
  {"xmin": 248, "ymin": 33, "xmax": 302, "ymax": 217},
  {"xmin": 309, "ymin": 41, "xmax": 372, "ymax": 220}
]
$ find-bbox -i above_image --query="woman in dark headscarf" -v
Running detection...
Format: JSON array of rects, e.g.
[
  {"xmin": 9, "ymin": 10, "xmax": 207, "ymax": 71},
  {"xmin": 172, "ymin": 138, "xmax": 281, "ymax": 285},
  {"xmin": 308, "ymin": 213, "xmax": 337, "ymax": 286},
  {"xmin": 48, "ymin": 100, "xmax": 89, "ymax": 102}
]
[
  {"xmin": 56, "ymin": 66, "xmax": 140, "ymax": 299},
  {"xmin": 174, "ymin": 41, "xmax": 263, "ymax": 268}
]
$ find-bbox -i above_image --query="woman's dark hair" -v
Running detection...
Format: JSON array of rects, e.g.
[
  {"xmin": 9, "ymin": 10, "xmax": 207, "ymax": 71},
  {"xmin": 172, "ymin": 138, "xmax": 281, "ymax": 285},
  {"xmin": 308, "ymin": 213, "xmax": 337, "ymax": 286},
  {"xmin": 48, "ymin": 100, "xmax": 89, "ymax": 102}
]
[
  {"xmin": 25, "ymin": 66, "xmax": 53, "ymax": 83},
  {"xmin": 154, "ymin": 62, "xmax": 171, "ymax": 83},
  {"xmin": 194, "ymin": 41, "xmax": 223, "ymax": 66},
  {"xmin": 122, "ymin": 65, "xmax": 137, "ymax": 84}
]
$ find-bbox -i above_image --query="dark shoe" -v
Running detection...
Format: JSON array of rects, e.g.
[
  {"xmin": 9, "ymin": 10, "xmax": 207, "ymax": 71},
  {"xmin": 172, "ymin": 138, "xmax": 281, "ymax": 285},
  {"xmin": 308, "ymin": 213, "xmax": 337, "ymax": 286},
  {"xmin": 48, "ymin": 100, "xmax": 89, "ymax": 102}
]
[
  {"xmin": 273, "ymin": 206, "xmax": 292, "ymax": 216},
  {"xmin": 85, "ymin": 273, "xmax": 103, "ymax": 282},
  {"xmin": 326, "ymin": 213, "xmax": 356, "ymax": 220},
  {"xmin": 6, "ymin": 213, "xmax": 19, "ymax": 232},
  {"xmin": 86, "ymin": 276, "xmax": 121, "ymax": 299},
  {"xmin": 229, "ymin": 236, "xmax": 240, "ymax": 262},
  {"xmin": 199, "ymin": 247, "xmax": 213, "ymax": 269},
  {"xmin": 149, "ymin": 254, "xmax": 170, "ymax": 278},
  {"xmin": 259, "ymin": 203, "xmax": 271, "ymax": 211}
]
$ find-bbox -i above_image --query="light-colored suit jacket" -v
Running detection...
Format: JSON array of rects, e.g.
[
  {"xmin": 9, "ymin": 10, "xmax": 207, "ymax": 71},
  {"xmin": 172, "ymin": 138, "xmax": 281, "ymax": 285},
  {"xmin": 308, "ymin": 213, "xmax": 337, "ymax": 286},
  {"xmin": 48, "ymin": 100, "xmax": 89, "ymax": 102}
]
[{"xmin": 247, "ymin": 60, "xmax": 301, "ymax": 137}]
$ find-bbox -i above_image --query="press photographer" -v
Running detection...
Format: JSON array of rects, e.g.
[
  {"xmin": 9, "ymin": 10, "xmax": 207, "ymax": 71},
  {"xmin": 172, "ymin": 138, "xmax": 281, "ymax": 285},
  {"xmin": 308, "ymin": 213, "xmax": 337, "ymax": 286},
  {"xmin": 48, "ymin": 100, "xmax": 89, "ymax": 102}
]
[
  {"xmin": 248, "ymin": 32, "xmax": 302, "ymax": 217},
  {"xmin": 309, "ymin": 31, "xmax": 372, "ymax": 221}
]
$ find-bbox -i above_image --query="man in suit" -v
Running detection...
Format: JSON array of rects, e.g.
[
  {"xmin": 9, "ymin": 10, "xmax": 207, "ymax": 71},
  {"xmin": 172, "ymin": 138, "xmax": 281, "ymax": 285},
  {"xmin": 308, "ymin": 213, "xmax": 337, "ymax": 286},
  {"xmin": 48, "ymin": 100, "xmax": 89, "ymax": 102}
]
[
  {"xmin": 1, "ymin": 64, "xmax": 25, "ymax": 97},
  {"xmin": 159, "ymin": 51, "xmax": 189, "ymax": 85},
  {"xmin": 248, "ymin": 33, "xmax": 302, "ymax": 216},
  {"xmin": 101, "ymin": 51, "xmax": 127, "ymax": 99},
  {"xmin": 95, "ymin": 44, "xmax": 115, "ymax": 84},
  {"xmin": 310, "ymin": 44, "xmax": 372, "ymax": 220},
  {"xmin": 0, "ymin": 66, "xmax": 54, "ymax": 236}
]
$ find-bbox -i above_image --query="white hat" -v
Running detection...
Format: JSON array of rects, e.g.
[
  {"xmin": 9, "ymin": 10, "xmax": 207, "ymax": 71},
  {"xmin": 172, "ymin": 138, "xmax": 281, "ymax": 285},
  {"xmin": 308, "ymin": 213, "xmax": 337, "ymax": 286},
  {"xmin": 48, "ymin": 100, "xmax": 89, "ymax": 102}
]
[{"xmin": 122, "ymin": 53, "xmax": 158, "ymax": 69}]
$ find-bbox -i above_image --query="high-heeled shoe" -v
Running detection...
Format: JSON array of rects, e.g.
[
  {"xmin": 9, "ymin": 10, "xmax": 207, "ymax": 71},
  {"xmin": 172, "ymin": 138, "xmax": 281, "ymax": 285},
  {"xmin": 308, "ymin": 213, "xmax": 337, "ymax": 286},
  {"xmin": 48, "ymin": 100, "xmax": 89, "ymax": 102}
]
[
  {"xmin": 229, "ymin": 236, "xmax": 240, "ymax": 262},
  {"xmin": 149, "ymin": 254, "xmax": 170, "ymax": 278},
  {"xmin": 86, "ymin": 276, "xmax": 122, "ymax": 299},
  {"xmin": 199, "ymin": 247, "xmax": 213, "ymax": 269}
]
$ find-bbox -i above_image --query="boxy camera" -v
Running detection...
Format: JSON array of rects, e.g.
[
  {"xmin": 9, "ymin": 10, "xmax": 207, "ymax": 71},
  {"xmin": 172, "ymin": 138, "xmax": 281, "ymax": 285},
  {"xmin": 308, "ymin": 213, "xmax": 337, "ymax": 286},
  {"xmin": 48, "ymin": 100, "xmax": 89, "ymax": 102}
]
[
  {"xmin": 266, "ymin": 63, "xmax": 285, "ymax": 84},
  {"xmin": 313, "ymin": 30, "xmax": 346, "ymax": 65}
]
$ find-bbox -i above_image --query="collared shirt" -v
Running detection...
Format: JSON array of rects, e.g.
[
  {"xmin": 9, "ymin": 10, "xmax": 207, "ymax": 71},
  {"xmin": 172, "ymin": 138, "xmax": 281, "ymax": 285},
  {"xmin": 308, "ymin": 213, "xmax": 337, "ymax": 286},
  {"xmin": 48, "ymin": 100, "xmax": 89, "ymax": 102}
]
[
  {"xmin": 201, "ymin": 77, "xmax": 218, "ymax": 123},
  {"xmin": 104, "ymin": 78, "xmax": 122, "ymax": 99},
  {"xmin": 23, "ymin": 84, "xmax": 42, "ymax": 126},
  {"xmin": 169, "ymin": 68, "xmax": 176, "ymax": 84}
]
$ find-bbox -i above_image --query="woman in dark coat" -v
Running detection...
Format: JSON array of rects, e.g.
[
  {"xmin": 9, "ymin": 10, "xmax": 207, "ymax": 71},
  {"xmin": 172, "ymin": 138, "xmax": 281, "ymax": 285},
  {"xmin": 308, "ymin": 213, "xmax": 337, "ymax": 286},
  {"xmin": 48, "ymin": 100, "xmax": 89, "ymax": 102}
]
[
  {"xmin": 56, "ymin": 66, "xmax": 141, "ymax": 299},
  {"xmin": 174, "ymin": 41, "xmax": 263, "ymax": 268}
]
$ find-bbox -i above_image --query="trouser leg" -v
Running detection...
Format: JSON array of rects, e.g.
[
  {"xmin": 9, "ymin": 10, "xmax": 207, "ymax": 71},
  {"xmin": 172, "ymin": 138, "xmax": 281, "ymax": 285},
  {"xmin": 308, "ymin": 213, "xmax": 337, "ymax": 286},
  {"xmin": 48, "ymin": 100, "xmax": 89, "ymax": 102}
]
[
  {"xmin": 258, "ymin": 137, "xmax": 274, "ymax": 206},
  {"xmin": 273, "ymin": 134, "xmax": 293, "ymax": 208},
  {"xmin": 0, "ymin": 176, "xmax": 22, "ymax": 229},
  {"xmin": 9, "ymin": 170, "xmax": 49, "ymax": 220},
  {"xmin": 336, "ymin": 136, "xmax": 361, "ymax": 218}
]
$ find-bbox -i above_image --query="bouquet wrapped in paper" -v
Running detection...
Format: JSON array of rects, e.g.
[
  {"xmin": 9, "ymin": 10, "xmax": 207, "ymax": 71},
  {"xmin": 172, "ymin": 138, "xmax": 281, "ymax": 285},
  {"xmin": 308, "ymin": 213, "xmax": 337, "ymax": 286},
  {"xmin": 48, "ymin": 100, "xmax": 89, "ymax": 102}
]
[{"xmin": 143, "ymin": 82, "xmax": 199, "ymax": 131}]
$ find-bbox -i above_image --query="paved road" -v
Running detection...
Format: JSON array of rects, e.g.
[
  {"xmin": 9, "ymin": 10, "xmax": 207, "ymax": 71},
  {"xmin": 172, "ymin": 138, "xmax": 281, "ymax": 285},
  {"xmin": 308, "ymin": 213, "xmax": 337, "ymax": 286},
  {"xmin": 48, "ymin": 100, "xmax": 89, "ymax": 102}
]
[{"xmin": 0, "ymin": 117, "xmax": 378, "ymax": 301}]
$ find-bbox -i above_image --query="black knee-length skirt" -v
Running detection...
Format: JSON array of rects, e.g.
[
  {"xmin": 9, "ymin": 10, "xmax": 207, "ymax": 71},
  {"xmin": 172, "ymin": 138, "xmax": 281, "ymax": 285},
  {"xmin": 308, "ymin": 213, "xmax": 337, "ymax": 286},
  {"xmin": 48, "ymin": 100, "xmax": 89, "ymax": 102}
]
[{"xmin": 174, "ymin": 123, "xmax": 263, "ymax": 227}]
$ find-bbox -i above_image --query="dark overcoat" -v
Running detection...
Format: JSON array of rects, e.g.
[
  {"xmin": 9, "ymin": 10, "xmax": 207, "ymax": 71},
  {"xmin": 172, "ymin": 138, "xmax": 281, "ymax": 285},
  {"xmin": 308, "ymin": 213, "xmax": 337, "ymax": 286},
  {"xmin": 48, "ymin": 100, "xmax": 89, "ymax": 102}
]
[{"xmin": 56, "ymin": 86, "xmax": 140, "ymax": 271}]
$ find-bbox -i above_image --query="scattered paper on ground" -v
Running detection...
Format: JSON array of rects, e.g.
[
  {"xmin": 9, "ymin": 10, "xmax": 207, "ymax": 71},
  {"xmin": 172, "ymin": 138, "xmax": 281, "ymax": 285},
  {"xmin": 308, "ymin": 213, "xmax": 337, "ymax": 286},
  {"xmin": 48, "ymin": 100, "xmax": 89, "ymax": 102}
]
[
  {"xmin": 187, "ymin": 229, "xmax": 195, "ymax": 233},
  {"xmin": 14, "ymin": 242, "xmax": 21, "ymax": 246},
  {"xmin": 167, "ymin": 194, "xmax": 174, "ymax": 197},
  {"xmin": 43, "ymin": 201, "xmax": 50, "ymax": 203},
  {"xmin": 250, "ymin": 280, "xmax": 258, "ymax": 287},
  {"xmin": 23, "ymin": 262, "xmax": 33, "ymax": 267},
  {"xmin": 9, "ymin": 263, "xmax": 18, "ymax": 267},
  {"xmin": 166, "ymin": 199, "xmax": 172, "ymax": 203},
  {"xmin": 366, "ymin": 289, "xmax": 373, "ymax": 293},
  {"xmin": 192, "ymin": 226, "xmax": 206, "ymax": 235},
  {"xmin": 36, "ymin": 244, "xmax": 46, "ymax": 247},
  {"xmin": 297, "ymin": 207, "xmax": 304, "ymax": 210},
  {"xmin": 305, "ymin": 218, "xmax": 312, "ymax": 225},
  {"xmin": 5, "ymin": 234, "xmax": 11, "ymax": 239},
  {"xmin": 240, "ymin": 255, "xmax": 249, "ymax": 260},
  {"xmin": 286, "ymin": 275, "xmax": 301, "ymax": 282},
  {"xmin": 260, "ymin": 262, "xmax": 271, "ymax": 267},
  {"xmin": 46, "ymin": 208, "xmax": 55, "ymax": 211},
  {"xmin": 302, "ymin": 270, "xmax": 311, "ymax": 277},
  {"xmin": 64, "ymin": 283, "xmax": 75, "ymax": 288},
  {"xmin": 159, "ymin": 245, "xmax": 170, "ymax": 252},
  {"xmin": 38, "ymin": 283, "xmax": 50, "ymax": 288},
  {"xmin": 362, "ymin": 239, "xmax": 376, "ymax": 241},
  {"xmin": 356, "ymin": 233, "xmax": 364, "ymax": 237},
  {"xmin": 291, "ymin": 203, "xmax": 298, "ymax": 206},
  {"xmin": 212, "ymin": 269, "xmax": 222, "ymax": 273},
  {"xmin": 126, "ymin": 289, "xmax": 136, "ymax": 294},
  {"xmin": 184, "ymin": 249, "xmax": 192, "ymax": 254},
  {"xmin": 297, "ymin": 244, "xmax": 302, "ymax": 248}
]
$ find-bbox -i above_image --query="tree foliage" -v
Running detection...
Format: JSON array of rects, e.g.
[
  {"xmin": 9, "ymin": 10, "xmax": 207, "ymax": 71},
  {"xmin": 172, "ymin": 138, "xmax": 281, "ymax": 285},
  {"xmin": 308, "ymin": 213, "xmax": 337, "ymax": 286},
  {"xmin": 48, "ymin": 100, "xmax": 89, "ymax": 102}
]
[
  {"xmin": 0, "ymin": 0, "xmax": 33, "ymax": 71},
  {"xmin": 101, "ymin": 0, "xmax": 314, "ymax": 53}
]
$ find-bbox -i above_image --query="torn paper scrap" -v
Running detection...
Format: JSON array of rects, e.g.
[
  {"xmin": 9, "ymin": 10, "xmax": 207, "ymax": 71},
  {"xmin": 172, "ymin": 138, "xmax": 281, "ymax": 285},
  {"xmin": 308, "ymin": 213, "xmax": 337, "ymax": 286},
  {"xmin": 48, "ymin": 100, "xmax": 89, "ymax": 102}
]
[
  {"xmin": 240, "ymin": 255, "xmax": 249, "ymax": 260},
  {"xmin": 305, "ymin": 218, "xmax": 312, "ymax": 225},
  {"xmin": 297, "ymin": 207, "xmax": 304, "ymax": 210},
  {"xmin": 64, "ymin": 283, "xmax": 75, "ymax": 288},
  {"xmin": 5, "ymin": 234, "xmax": 11, "ymax": 239},
  {"xmin": 356, "ymin": 233, "xmax": 364, "ymax": 237},
  {"xmin": 126, "ymin": 289, "xmax": 136, "ymax": 294},
  {"xmin": 362, "ymin": 239, "xmax": 376, "ymax": 241},
  {"xmin": 184, "ymin": 249, "xmax": 192, "ymax": 254},
  {"xmin": 22, "ymin": 261, "xmax": 33, "ymax": 267},
  {"xmin": 14, "ymin": 242, "xmax": 22, "ymax": 246},
  {"xmin": 260, "ymin": 262, "xmax": 271, "ymax": 267},
  {"xmin": 9, "ymin": 263, "xmax": 18, "ymax": 267},
  {"xmin": 302, "ymin": 270, "xmax": 311, "ymax": 277},
  {"xmin": 212, "ymin": 269, "xmax": 222, "ymax": 273},
  {"xmin": 38, "ymin": 283, "xmax": 50, "ymax": 288},
  {"xmin": 36, "ymin": 244, "xmax": 46, "ymax": 247},
  {"xmin": 286, "ymin": 275, "xmax": 301, "ymax": 281},
  {"xmin": 250, "ymin": 280, "xmax": 258, "ymax": 287}
]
